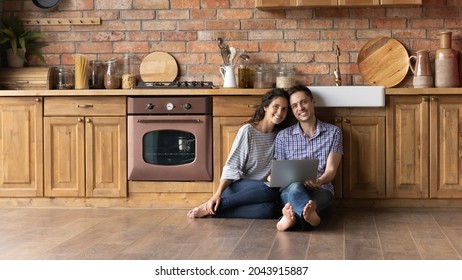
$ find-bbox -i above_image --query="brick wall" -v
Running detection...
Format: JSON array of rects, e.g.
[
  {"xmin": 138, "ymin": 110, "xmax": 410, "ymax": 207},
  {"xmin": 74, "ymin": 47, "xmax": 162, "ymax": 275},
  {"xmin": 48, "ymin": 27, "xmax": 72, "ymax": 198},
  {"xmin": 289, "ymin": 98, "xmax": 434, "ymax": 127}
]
[{"xmin": 2, "ymin": 0, "xmax": 461, "ymax": 87}]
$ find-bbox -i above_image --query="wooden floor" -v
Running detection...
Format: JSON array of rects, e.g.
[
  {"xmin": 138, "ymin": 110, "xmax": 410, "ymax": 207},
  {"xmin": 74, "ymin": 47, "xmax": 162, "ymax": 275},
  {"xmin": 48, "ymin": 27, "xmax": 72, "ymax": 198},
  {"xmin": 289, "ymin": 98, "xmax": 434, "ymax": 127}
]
[{"xmin": 0, "ymin": 207, "xmax": 461, "ymax": 260}]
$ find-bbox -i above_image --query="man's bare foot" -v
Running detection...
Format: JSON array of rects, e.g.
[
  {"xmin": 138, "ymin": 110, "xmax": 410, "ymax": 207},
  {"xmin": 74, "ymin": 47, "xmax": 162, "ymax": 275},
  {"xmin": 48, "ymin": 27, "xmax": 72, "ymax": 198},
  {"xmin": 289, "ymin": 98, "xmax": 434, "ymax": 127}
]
[
  {"xmin": 187, "ymin": 203, "xmax": 209, "ymax": 219},
  {"xmin": 276, "ymin": 203, "xmax": 297, "ymax": 231},
  {"xmin": 302, "ymin": 200, "xmax": 320, "ymax": 226}
]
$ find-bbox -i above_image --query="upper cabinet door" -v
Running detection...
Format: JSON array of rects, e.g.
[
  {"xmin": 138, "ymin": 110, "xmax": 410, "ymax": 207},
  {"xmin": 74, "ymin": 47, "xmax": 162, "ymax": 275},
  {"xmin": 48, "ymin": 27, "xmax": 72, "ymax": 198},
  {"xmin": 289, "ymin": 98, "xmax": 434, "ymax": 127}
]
[
  {"xmin": 339, "ymin": 0, "xmax": 379, "ymax": 5},
  {"xmin": 255, "ymin": 0, "xmax": 297, "ymax": 8},
  {"xmin": 298, "ymin": 0, "xmax": 337, "ymax": 6},
  {"xmin": 381, "ymin": 0, "xmax": 422, "ymax": 4}
]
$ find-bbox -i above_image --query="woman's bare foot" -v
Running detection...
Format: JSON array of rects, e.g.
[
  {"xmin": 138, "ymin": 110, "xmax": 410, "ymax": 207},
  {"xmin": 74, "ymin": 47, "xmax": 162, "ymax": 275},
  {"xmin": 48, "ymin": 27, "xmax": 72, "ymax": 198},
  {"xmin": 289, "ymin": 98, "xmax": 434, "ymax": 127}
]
[
  {"xmin": 276, "ymin": 203, "xmax": 297, "ymax": 231},
  {"xmin": 302, "ymin": 200, "xmax": 321, "ymax": 226},
  {"xmin": 187, "ymin": 203, "xmax": 209, "ymax": 219}
]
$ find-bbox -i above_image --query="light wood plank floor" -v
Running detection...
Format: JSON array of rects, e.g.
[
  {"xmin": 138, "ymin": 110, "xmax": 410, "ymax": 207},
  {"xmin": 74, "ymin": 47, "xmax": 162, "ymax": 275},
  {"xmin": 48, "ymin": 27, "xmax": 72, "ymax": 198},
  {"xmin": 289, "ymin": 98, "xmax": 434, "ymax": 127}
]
[{"xmin": 0, "ymin": 207, "xmax": 461, "ymax": 260}]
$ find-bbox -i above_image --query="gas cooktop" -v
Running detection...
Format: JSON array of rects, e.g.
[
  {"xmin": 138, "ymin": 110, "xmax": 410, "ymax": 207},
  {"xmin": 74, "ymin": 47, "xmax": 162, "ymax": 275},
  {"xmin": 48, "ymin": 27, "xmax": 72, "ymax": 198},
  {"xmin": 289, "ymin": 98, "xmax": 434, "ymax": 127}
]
[{"xmin": 137, "ymin": 81, "xmax": 214, "ymax": 89}]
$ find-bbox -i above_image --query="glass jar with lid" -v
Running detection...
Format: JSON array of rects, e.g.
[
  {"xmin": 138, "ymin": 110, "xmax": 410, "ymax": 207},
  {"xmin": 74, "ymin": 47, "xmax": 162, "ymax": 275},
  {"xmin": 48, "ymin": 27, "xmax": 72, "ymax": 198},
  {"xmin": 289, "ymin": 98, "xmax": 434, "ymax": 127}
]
[
  {"xmin": 54, "ymin": 66, "xmax": 74, "ymax": 90},
  {"xmin": 121, "ymin": 53, "xmax": 137, "ymax": 89},
  {"xmin": 254, "ymin": 64, "xmax": 274, "ymax": 88},
  {"xmin": 276, "ymin": 64, "xmax": 295, "ymax": 89},
  {"xmin": 89, "ymin": 60, "xmax": 104, "ymax": 89},
  {"xmin": 104, "ymin": 58, "xmax": 121, "ymax": 89}
]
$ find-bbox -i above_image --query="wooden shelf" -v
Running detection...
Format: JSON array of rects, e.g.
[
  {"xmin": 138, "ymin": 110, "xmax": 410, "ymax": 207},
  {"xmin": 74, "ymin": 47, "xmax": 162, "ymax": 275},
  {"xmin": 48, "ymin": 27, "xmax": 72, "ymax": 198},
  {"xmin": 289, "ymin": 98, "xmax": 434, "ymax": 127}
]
[{"xmin": 23, "ymin": 18, "xmax": 101, "ymax": 26}]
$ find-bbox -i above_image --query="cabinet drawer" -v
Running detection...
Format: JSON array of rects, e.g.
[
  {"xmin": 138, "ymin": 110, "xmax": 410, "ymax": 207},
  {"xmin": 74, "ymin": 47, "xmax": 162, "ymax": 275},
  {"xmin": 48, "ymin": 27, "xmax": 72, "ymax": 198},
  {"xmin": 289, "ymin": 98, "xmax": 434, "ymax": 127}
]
[
  {"xmin": 213, "ymin": 96, "xmax": 262, "ymax": 116},
  {"xmin": 44, "ymin": 97, "xmax": 126, "ymax": 116}
]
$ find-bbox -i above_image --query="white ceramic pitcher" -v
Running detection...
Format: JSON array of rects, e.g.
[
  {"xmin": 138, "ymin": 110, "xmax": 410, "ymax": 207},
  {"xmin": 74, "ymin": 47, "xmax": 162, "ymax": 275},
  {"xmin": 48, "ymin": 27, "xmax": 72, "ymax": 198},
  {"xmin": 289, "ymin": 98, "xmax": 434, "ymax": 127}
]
[{"xmin": 220, "ymin": 65, "xmax": 237, "ymax": 88}]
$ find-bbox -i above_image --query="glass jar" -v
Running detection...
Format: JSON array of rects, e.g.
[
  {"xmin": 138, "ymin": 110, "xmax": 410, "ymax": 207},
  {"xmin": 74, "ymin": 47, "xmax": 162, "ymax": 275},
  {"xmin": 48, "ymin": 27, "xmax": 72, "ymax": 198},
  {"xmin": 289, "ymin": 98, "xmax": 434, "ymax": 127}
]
[
  {"xmin": 121, "ymin": 53, "xmax": 137, "ymax": 89},
  {"xmin": 253, "ymin": 64, "xmax": 274, "ymax": 88},
  {"xmin": 104, "ymin": 59, "xmax": 121, "ymax": 89},
  {"xmin": 89, "ymin": 60, "xmax": 104, "ymax": 89},
  {"xmin": 55, "ymin": 66, "xmax": 74, "ymax": 89},
  {"xmin": 276, "ymin": 64, "xmax": 295, "ymax": 89}
]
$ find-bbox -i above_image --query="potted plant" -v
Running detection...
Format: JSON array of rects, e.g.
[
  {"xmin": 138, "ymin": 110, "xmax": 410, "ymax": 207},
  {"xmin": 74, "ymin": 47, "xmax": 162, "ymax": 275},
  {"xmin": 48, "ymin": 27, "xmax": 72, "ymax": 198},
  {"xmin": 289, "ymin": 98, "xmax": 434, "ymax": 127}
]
[{"xmin": 0, "ymin": 17, "xmax": 48, "ymax": 67}]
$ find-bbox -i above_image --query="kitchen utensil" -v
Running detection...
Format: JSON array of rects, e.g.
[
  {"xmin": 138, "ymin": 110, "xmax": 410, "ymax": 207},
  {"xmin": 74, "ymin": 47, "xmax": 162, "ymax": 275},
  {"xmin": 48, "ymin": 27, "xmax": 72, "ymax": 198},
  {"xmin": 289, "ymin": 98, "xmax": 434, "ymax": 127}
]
[
  {"xmin": 32, "ymin": 0, "xmax": 61, "ymax": 9},
  {"xmin": 409, "ymin": 50, "xmax": 433, "ymax": 88},
  {"xmin": 357, "ymin": 37, "xmax": 409, "ymax": 88},
  {"xmin": 139, "ymin": 51, "xmax": 178, "ymax": 82},
  {"xmin": 229, "ymin": 47, "xmax": 237, "ymax": 65}
]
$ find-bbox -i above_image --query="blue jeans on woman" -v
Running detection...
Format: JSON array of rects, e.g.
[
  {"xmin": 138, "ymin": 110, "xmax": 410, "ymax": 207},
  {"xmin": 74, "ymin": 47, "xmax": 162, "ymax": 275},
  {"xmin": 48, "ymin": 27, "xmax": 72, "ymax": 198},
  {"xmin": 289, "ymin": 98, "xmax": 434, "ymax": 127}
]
[
  {"xmin": 213, "ymin": 179, "xmax": 280, "ymax": 219},
  {"xmin": 280, "ymin": 182, "xmax": 334, "ymax": 230}
]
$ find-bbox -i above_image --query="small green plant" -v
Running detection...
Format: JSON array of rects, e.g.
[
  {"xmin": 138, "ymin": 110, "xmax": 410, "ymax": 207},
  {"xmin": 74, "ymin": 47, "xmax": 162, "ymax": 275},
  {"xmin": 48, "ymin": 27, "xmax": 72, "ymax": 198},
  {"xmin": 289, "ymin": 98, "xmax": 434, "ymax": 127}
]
[{"xmin": 0, "ymin": 17, "xmax": 48, "ymax": 64}]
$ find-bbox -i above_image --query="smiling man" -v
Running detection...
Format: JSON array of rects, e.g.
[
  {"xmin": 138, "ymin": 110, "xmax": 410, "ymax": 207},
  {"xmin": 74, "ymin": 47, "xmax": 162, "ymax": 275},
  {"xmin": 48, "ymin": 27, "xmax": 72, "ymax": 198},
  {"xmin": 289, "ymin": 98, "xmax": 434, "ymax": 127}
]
[{"xmin": 274, "ymin": 85, "xmax": 343, "ymax": 231}]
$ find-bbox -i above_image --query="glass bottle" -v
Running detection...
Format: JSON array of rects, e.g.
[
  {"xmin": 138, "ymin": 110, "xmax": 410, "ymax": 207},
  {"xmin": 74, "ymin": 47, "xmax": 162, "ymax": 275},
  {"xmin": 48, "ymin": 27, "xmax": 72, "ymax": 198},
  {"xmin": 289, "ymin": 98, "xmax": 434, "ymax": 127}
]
[
  {"xmin": 122, "ymin": 53, "xmax": 137, "ymax": 89},
  {"xmin": 435, "ymin": 31, "xmax": 460, "ymax": 88},
  {"xmin": 276, "ymin": 64, "xmax": 295, "ymax": 89},
  {"xmin": 104, "ymin": 59, "xmax": 121, "ymax": 89},
  {"xmin": 89, "ymin": 60, "xmax": 104, "ymax": 89}
]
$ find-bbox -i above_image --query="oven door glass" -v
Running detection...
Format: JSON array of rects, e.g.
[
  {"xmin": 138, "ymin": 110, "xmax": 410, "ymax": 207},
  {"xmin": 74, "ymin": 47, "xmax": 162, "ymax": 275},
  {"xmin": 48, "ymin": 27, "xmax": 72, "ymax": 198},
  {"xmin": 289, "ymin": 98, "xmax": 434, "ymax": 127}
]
[{"xmin": 143, "ymin": 130, "xmax": 196, "ymax": 165}]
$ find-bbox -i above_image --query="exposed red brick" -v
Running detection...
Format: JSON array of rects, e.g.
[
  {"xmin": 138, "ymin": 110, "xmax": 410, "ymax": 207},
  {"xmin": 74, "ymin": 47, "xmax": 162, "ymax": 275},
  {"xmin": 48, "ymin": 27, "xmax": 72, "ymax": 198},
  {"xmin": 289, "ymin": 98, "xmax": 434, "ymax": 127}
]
[
  {"xmin": 134, "ymin": 0, "xmax": 170, "ymax": 10},
  {"xmin": 4, "ymin": 1, "xmax": 461, "ymax": 86},
  {"xmin": 163, "ymin": 31, "xmax": 198, "ymax": 41},
  {"xmin": 218, "ymin": 9, "xmax": 253, "ymax": 20},
  {"xmin": 202, "ymin": 0, "xmax": 229, "ymax": 9},
  {"xmin": 158, "ymin": 10, "xmax": 190, "ymax": 20},
  {"xmin": 371, "ymin": 18, "xmax": 407, "ymax": 29},
  {"xmin": 240, "ymin": 20, "xmax": 277, "ymax": 30},
  {"xmin": 191, "ymin": 9, "xmax": 217, "ymax": 20},
  {"xmin": 171, "ymin": 0, "xmax": 200, "ymax": 9},
  {"xmin": 261, "ymin": 41, "xmax": 295, "ymax": 52}
]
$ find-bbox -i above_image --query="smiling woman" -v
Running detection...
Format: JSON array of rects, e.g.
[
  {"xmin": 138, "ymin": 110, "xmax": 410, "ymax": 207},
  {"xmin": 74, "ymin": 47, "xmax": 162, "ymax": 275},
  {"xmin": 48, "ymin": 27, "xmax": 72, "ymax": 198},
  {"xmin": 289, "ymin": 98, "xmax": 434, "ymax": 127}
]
[{"xmin": 32, "ymin": 0, "xmax": 61, "ymax": 9}]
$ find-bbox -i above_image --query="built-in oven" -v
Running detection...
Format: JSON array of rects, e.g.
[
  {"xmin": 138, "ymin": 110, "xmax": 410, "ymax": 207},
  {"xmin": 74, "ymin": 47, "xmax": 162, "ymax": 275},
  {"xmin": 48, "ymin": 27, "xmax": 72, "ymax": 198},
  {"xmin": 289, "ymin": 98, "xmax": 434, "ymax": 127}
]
[{"xmin": 127, "ymin": 95, "xmax": 213, "ymax": 181}]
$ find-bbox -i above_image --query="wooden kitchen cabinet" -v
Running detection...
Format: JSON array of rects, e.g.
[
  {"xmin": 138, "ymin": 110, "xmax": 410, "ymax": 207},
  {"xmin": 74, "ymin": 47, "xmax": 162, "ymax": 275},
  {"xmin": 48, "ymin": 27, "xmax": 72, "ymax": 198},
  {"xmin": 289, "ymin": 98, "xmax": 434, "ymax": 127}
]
[
  {"xmin": 0, "ymin": 97, "xmax": 43, "ymax": 197},
  {"xmin": 296, "ymin": 0, "xmax": 337, "ymax": 6},
  {"xmin": 256, "ymin": 0, "xmax": 420, "ymax": 8},
  {"xmin": 318, "ymin": 108, "xmax": 386, "ymax": 199},
  {"xmin": 212, "ymin": 96, "xmax": 262, "ymax": 193},
  {"xmin": 44, "ymin": 97, "xmax": 127, "ymax": 197},
  {"xmin": 381, "ymin": 0, "xmax": 421, "ymax": 5},
  {"xmin": 338, "ymin": 0, "xmax": 379, "ymax": 6},
  {"xmin": 387, "ymin": 95, "xmax": 462, "ymax": 199},
  {"xmin": 255, "ymin": 0, "xmax": 297, "ymax": 9}
]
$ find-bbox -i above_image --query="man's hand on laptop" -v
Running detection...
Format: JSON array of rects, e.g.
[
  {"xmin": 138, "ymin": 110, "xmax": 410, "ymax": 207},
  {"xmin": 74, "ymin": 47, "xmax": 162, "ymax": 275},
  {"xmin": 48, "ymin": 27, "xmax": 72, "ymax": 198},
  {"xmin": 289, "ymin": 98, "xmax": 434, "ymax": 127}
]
[{"xmin": 304, "ymin": 178, "xmax": 321, "ymax": 190}]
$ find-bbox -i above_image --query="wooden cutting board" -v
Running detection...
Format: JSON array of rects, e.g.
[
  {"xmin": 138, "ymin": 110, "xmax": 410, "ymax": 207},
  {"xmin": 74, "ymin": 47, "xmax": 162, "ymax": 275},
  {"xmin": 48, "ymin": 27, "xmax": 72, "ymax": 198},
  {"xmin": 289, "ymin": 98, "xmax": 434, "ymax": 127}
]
[
  {"xmin": 357, "ymin": 37, "xmax": 409, "ymax": 88},
  {"xmin": 140, "ymin": 51, "xmax": 178, "ymax": 82}
]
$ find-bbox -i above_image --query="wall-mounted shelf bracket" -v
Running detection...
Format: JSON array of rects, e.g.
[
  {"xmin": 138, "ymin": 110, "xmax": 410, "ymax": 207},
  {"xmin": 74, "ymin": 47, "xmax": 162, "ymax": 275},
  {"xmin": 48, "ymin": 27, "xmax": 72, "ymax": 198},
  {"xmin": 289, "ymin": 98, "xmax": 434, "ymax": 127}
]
[{"xmin": 23, "ymin": 18, "xmax": 101, "ymax": 26}]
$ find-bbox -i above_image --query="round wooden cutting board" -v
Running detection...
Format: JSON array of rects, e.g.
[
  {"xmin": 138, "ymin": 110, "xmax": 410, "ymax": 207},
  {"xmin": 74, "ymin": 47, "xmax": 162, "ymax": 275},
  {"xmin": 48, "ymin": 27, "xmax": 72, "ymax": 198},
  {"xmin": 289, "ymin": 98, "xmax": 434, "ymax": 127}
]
[
  {"xmin": 140, "ymin": 51, "xmax": 178, "ymax": 82},
  {"xmin": 357, "ymin": 37, "xmax": 409, "ymax": 88}
]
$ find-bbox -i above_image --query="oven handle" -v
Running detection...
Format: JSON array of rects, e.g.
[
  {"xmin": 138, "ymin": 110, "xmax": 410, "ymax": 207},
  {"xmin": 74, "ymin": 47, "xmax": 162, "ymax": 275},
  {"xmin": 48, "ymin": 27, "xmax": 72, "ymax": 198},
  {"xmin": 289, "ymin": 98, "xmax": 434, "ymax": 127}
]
[{"xmin": 137, "ymin": 119, "xmax": 203, "ymax": 124}]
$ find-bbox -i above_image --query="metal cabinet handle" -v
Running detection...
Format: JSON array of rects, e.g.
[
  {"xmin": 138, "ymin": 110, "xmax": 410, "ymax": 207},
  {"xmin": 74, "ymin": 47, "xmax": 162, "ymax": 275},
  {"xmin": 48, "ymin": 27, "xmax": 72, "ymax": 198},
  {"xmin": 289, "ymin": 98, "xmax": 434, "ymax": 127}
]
[
  {"xmin": 344, "ymin": 119, "xmax": 351, "ymax": 124},
  {"xmin": 77, "ymin": 118, "xmax": 83, "ymax": 122},
  {"xmin": 35, "ymin": 98, "xmax": 41, "ymax": 102},
  {"xmin": 77, "ymin": 104, "xmax": 94, "ymax": 108}
]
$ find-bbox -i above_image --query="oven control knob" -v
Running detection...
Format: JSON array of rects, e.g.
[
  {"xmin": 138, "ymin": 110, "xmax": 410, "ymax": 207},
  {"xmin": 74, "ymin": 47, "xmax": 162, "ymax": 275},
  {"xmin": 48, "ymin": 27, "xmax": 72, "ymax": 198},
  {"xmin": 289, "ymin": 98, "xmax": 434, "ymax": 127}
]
[
  {"xmin": 183, "ymin": 103, "xmax": 192, "ymax": 110},
  {"xmin": 145, "ymin": 103, "xmax": 155, "ymax": 110},
  {"xmin": 165, "ymin": 102, "xmax": 175, "ymax": 111}
]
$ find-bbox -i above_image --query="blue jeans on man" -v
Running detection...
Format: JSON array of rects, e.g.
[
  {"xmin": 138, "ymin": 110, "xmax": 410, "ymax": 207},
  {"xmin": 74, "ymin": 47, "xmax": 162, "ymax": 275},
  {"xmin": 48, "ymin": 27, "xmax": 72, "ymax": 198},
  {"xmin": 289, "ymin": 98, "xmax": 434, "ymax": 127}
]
[{"xmin": 280, "ymin": 182, "xmax": 334, "ymax": 230}]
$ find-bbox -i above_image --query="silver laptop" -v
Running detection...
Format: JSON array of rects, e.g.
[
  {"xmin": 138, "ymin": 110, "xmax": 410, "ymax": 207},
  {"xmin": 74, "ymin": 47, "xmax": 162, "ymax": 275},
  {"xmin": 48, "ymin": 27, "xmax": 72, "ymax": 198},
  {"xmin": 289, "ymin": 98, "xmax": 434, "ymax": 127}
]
[{"xmin": 268, "ymin": 159, "xmax": 319, "ymax": 188}]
